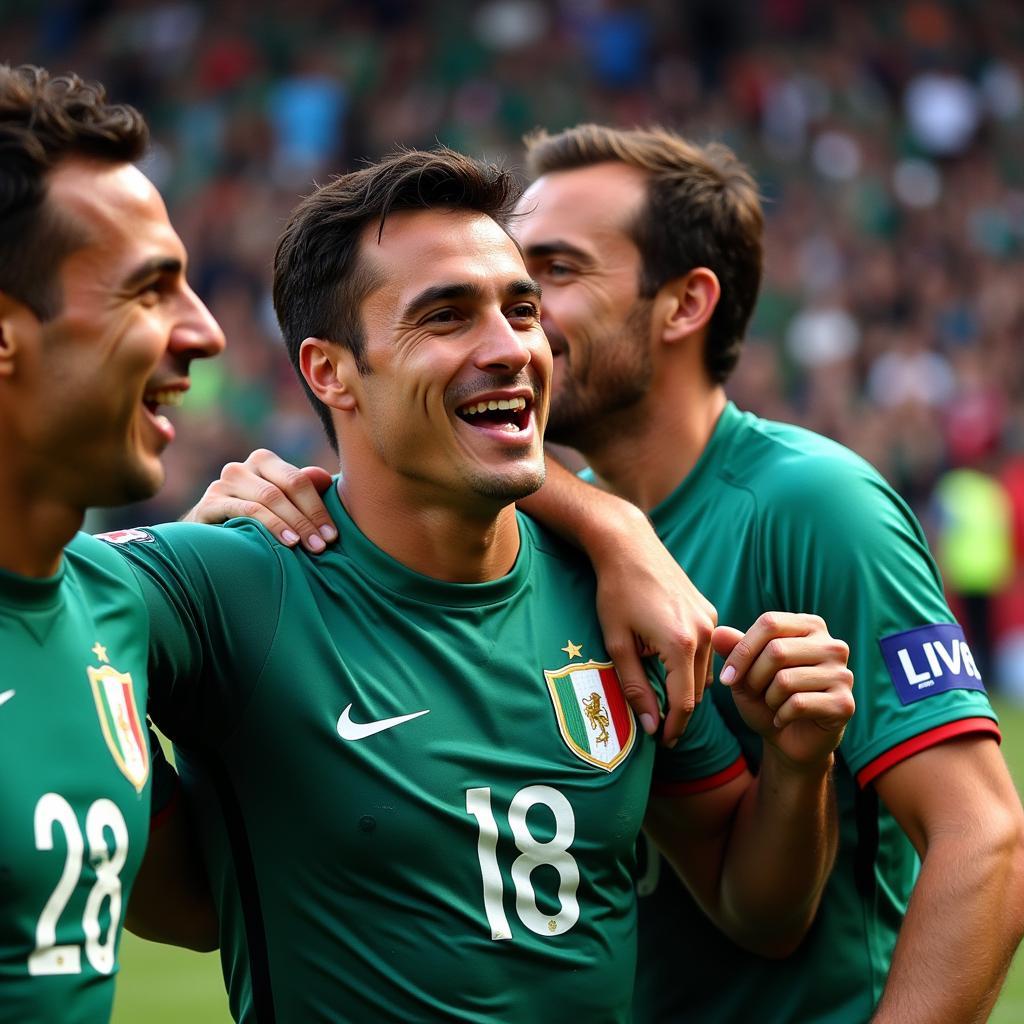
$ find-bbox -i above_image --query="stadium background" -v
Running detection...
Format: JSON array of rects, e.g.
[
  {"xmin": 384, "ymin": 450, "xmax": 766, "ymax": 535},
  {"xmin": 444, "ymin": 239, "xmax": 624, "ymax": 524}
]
[{"xmin": 3, "ymin": 0, "xmax": 1023, "ymax": 1018}]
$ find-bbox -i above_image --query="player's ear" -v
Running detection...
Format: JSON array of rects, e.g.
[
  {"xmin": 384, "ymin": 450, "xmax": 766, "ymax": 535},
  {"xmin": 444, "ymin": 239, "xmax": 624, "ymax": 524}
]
[
  {"xmin": 655, "ymin": 267, "xmax": 721, "ymax": 346},
  {"xmin": 299, "ymin": 337, "xmax": 360, "ymax": 413},
  {"xmin": 0, "ymin": 291, "xmax": 37, "ymax": 378}
]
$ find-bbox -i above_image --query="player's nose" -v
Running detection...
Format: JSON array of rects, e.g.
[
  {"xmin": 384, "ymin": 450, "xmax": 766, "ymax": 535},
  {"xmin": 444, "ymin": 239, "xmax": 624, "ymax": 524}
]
[
  {"xmin": 473, "ymin": 311, "xmax": 533, "ymax": 375},
  {"xmin": 171, "ymin": 286, "xmax": 226, "ymax": 360}
]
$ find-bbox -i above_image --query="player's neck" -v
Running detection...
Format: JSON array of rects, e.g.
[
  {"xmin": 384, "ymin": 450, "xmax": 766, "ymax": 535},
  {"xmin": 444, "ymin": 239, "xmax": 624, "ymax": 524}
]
[
  {"xmin": 337, "ymin": 476, "xmax": 522, "ymax": 583},
  {"xmin": 586, "ymin": 380, "xmax": 727, "ymax": 513},
  {"xmin": 0, "ymin": 460, "xmax": 81, "ymax": 576}
]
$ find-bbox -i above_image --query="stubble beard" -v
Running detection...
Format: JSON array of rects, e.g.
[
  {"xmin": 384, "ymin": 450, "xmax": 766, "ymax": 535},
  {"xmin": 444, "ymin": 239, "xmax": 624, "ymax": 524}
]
[
  {"xmin": 544, "ymin": 300, "xmax": 654, "ymax": 452},
  {"xmin": 464, "ymin": 457, "xmax": 547, "ymax": 505}
]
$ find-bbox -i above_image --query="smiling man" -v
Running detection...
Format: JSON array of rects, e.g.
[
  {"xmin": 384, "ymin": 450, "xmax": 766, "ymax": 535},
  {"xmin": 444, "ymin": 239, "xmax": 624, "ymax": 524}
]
[
  {"xmin": 0, "ymin": 64, "xmax": 223, "ymax": 1023},
  {"xmin": 514, "ymin": 124, "xmax": 1024, "ymax": 1024},
  {"xmin": 209, "ymin": 125, "xmax": 1024, "ymax": 1023},
  {"xmin": 104, "ymin": 148, "xmax": 855, "ymax": 1022}
]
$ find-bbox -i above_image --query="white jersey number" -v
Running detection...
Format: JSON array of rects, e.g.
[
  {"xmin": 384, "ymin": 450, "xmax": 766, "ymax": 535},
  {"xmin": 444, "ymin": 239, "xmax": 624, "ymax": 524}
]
[
  {"xmin": 28, "ymin": 793, "xmax": 130, "ymax": 976},
  {"xmin": 466, "ymin": 785, "xmax": 580, "ymax": 940}
]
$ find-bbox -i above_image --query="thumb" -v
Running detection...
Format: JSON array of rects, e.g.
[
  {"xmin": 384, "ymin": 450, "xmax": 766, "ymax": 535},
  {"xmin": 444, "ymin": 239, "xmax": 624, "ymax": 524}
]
[
  {"xmin": 712, "ymin": 625, "xmax": 744, "ymax": 659},
  {"xmin": 301, "ymin": 466, "xmax": 334, "ymax": 493}
]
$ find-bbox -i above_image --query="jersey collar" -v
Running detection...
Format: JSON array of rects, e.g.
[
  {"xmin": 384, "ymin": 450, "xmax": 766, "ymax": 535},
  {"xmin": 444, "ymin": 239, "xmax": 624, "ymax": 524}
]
[{"xmin": 323, "ymin": 478, "xmax": 534, "ymax": 609}]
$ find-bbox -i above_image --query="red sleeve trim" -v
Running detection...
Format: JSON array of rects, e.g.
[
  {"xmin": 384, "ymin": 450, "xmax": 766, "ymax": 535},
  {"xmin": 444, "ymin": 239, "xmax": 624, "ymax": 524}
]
[
  {"xmin": 856, "ymin": 718, "xmax": 1002, "ymax": 789},
  {"xmin": 651, "ymin": 754, "xmax": 748, "ymax": 798},
  {"xmin": 150, "ymin": 777, "xmax": 181, "ymax": 832}
]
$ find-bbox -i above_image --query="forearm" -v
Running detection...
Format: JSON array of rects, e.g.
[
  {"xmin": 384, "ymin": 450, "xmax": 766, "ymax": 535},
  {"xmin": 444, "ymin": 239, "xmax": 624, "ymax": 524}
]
[
  {"xmin": 871, "ymin": 829, "xmax": 1024, "ymax": 1024},
  {"xmin": 517, "ymin": 456, "xmax": 647, "ymax": 556},
  {"xmin": 125, "ymin": 802, "xmax": 219, "ymax": 952},
  {"xmin": 718, "ymin": 749, "xmax": 837, "ymax": 956}
]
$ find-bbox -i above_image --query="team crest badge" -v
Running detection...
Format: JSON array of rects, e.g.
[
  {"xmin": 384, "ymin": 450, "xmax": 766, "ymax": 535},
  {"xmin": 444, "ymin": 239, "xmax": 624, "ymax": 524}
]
[
  {"xmin": 545, "ymin": 660, "xmax": 636, "ymax": 771},
  {"xmin": 87, "ymin": 664, "xmax": 149, "ymax": 792}
]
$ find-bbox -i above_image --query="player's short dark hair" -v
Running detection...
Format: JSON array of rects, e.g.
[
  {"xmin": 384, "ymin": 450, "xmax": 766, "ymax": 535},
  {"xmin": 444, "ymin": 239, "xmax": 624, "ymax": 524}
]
[
  {"xmin": 524, "ymin": 124, "xmax": 763, "ymax": 383},
  {"xmin": 273, "ymin": 147, "xmax": 522, "ymax": 452},
  {"xmin": 0, "ymin": 64, "xmax": 148, "ymax": 320}
]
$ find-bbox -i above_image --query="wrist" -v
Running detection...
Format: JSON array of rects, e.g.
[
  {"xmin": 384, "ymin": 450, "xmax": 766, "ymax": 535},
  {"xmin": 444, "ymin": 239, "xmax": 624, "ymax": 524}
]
[{"xmin": 761, "ymin": 744, "xmax": 835, "ymax": 783}]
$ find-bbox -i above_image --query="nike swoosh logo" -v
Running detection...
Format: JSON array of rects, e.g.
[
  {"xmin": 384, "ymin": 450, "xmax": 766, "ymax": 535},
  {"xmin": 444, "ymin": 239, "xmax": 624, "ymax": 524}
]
[
  {"xmin": 336, "ymin": 704, "xmax": 429, "ymax": 741},
  {"xmin": 0, "ymin": 690, "xmax": 14, "ymax": 708}
]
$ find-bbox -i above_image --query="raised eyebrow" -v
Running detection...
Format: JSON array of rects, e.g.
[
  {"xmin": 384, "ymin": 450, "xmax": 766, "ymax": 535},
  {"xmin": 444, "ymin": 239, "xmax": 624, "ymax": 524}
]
[{"xmin": 120, "ymin": 256, "xmax": 183, "ymax": 291}]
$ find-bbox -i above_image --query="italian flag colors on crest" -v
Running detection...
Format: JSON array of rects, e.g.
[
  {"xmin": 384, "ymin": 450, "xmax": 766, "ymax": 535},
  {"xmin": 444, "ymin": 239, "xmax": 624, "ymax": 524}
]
[
  {"xmin": 544, "ymin": 660, "xmax": 636, "ymax": 772},
  {"xmin": 87, "ymin": 665, "xmax": 149, "ymax": 793}
]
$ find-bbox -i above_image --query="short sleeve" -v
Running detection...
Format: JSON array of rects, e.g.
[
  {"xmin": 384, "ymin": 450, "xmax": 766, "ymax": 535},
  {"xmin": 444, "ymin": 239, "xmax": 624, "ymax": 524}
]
[
  {"xmin": 99, "ymin": 520, "xmax": 285, "ymax": 745},
  {"xmin": 760, "ymin": 455, "xmax": 1000, "ymax": 787},
  {"xmin": 650, "ymin": 696, "xmax": 746, "ymax": 796}
]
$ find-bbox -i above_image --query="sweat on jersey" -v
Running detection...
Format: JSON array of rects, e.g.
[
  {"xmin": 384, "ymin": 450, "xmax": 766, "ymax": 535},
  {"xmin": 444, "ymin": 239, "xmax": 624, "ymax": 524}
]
[
  {"xmin": 633, "ymin": 402, "xmax": 999, "ymax": 1024},
  {"xmin": 107, "ymin": 483, "xmax": 743, "ymax": 1024}
]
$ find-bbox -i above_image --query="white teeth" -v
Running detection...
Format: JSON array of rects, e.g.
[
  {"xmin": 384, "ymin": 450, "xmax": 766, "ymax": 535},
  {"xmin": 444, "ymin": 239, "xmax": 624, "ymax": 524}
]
[
  {"xmin": 460, "ymin": 397, "xmax": 528, "ymax": 417},
  {"xmin": 144, "ymin": 389, "xmax": 184, "ymax": 408}
]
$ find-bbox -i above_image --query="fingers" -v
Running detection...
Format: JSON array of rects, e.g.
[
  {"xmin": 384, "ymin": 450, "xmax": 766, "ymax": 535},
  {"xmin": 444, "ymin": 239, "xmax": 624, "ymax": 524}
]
[
  {"xmin": 741, "ymin": 634, "xmax": 850, "ymax": 696},
  {"xmin": 300, "ymin": 466, "xmax": 334, "ymax": 493},
  {"xmin": 608, "ymin": 636, "xmax": 660, "ymax": 738},
  {"xmin": 712, "ymin": 625, "xmax": 744, "ymax": 659},
  {"xmin": 658, "ymin": 633, "xmax": 704, "ymax": 747},
  {"xmin": 207, "ymin": 450, "xmax": 338, "ymax": 553},
  {"xmin": 719, "ymin": 613, "xmax": 839, "ymax": 689},
  {"xmin": 760, "ymin": 665, "xmax": 856, "ymax": 729}
]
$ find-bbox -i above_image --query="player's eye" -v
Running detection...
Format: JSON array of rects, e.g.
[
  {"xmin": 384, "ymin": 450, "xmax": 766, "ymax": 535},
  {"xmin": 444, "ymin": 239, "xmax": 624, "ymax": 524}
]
[
  {"xmin": 507, "ymin": 302, "xmax": 540, "ymax": 321},
  {"xmin": 424, "ymin": 308, "xmax": 463, "ymax": 326},
  {"xmin": 545, "ymin": 261, "xmax": 574, "ymax": 279},
  {"xmin": 137, "ymin": 278, "xmax": 170, "ymax": 306}
]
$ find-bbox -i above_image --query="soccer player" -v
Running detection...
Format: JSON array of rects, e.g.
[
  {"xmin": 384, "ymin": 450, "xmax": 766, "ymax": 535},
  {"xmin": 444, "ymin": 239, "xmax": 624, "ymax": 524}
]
[
  {"xmin": 109, "ymin": 148, "xmax": 854, "ymax": 1022},
  {"xmin": 213, "ymin": 126, "xmax": 1024, "ymax": 1022},
  {"xmin": 0, "ymin": 65, "xmax": 224, "ymax": 1022}
]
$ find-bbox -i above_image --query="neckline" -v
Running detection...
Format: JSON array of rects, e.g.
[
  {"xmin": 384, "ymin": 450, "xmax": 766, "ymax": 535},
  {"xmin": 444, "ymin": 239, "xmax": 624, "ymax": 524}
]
[
  {"xmin": 0, "ymin": 558, "xmax": 66, "ymax": 609},
  {"xmin": 324, "ymin": 481, "xmax": 533, "ymax": 608}
]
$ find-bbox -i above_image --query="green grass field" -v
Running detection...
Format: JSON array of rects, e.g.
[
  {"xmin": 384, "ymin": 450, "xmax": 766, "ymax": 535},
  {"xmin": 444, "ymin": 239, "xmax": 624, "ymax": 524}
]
[{"xmin": 110, "ymin": 700, "xmax": 1024, "ymax": 1023}]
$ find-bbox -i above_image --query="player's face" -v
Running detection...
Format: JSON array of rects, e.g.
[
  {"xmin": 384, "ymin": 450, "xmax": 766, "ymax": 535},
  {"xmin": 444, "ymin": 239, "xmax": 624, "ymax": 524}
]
[
  {"xmin": 353, "ymin": 208, "xmax": 550, "ymax": 508},
  {"xmin": 516, "ymin": 163, "xmax": 655, "ymax": 449},
  {"xmin": 13, "ymin": 159, "xmax": 224, "ymax": 506}
]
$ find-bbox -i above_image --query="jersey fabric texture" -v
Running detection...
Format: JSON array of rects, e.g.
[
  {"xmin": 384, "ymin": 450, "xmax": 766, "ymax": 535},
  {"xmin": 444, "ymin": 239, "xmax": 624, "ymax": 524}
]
[
  {"xmin": 110, "ymin": 484, "xmax": 743, "ymax": 1024},
  {"xmin": 633, "ymin": 402, "xmax": 1000, "ymax": 1024},
  {"xmin": 0, "ymin": 533, "xmax": 157, "ymax": 1024}
]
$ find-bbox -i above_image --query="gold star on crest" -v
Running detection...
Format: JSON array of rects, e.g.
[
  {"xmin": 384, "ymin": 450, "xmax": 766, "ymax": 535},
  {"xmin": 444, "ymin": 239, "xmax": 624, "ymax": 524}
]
[
  {"xmin": 91, "ymin": 642, "xmax": 109, "ymax": 663},
  {"xmin": 561, "ymin": 640, "xmax": 583, "ymax": 660}
]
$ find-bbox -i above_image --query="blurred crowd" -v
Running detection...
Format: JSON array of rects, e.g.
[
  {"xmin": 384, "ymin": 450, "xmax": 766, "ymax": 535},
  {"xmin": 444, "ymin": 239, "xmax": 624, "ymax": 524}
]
[{"xmin": 5, "ymin": 0, "xmax": 1024, "ymax": 692}]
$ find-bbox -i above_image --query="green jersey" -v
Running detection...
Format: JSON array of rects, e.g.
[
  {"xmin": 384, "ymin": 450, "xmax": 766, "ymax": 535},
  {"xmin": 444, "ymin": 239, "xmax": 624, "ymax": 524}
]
[
  {"xmin": 0, "ymin": 533, "xmax": 157, "ymax": 1024},
  {"xmin": 633, "ymin": 403, "xmax": 1000, "ymax": 1024},
  {"xmin": 107, "ymin": 483, "xmax": 743, "ymax": 1024}
]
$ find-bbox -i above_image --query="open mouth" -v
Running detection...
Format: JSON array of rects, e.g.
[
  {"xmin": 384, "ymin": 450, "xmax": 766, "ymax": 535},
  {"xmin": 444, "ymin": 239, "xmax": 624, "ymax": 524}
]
[
  {"xmin": 455, "ymin": 395, "xmax": 532, "ymax": 433},
  {"xmin": 142, "ymin": 388, "xmax": 185, "ymax": 417},
  {"xmin": 141, "ymin": 386, "xmax": 186, "ymax": 443}
]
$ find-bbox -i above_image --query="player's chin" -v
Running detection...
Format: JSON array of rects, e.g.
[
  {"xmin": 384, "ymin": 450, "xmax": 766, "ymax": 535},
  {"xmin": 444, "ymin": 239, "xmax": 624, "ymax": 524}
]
[
  {"xmin": 116, "ymin": 443, "xmax": 166, "ymax": 504},
  {"xmin": 467, "ymin": 458, "xmax": 546, "ymax": 504}
]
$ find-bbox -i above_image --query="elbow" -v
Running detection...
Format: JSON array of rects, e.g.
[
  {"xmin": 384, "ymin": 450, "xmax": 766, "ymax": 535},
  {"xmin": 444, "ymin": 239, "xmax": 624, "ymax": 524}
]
[
  {"xmin": 720, "ymin": 898, "xmax": 820, "ymax": 960},
  {"xmin": 169, "ymin": 904, "xmax": 220, "ymax": 952},
  {"xmin": 1000, "ymin": 807, "xmax": 1024, "ymax": 941},
  {"xmin": 180, "ymin": 924, "xmax": 219, "ymax": 954},
  {"xmin": 737, "ymin": 916, "xmax": 814, "ymax": 960},
  {"xmin": 124, "ymin": 903, "xmax": 220, "ymax": 953}
]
